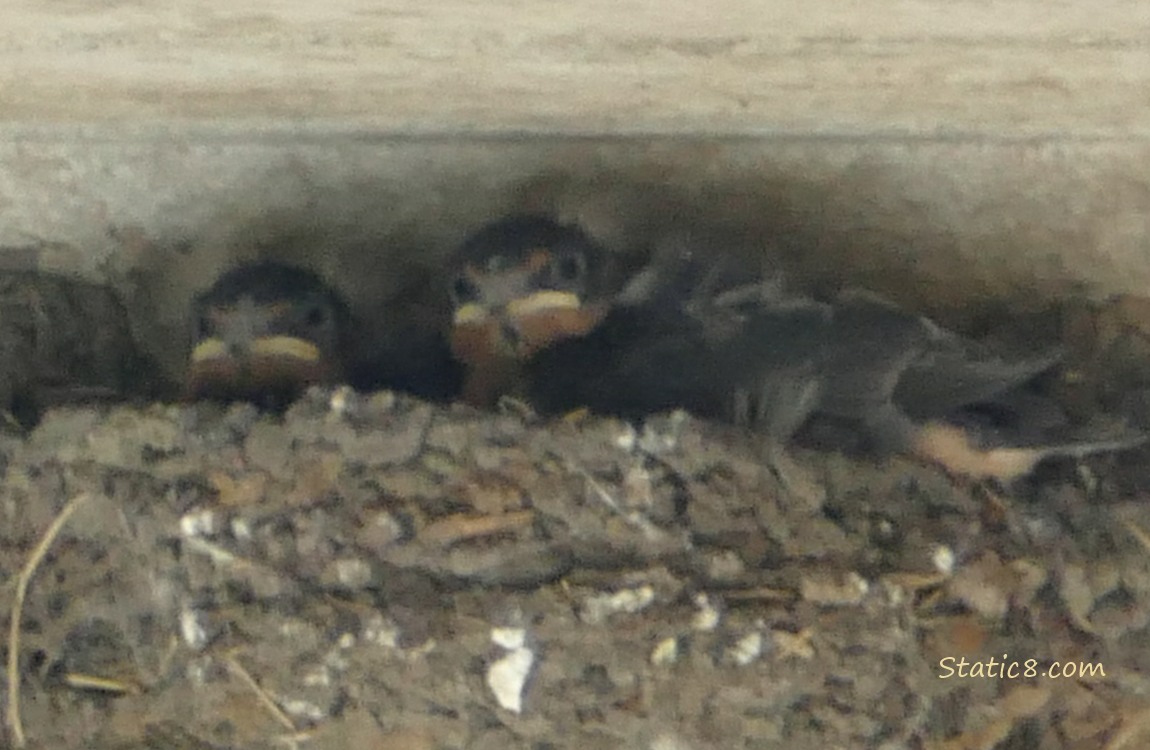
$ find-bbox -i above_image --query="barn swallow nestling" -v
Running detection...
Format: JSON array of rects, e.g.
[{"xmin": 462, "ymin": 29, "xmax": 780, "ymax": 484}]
[
  {"xmin": 186, "ymin": 262, "xmax": 349, "ymax": 408},
  {"xmin": 524, "ymin": 286, "xmax": 1146, "ymax": 483},
  {"xmin": 446, "ymin": 214, "xmax": 627, "ymax": 407}
]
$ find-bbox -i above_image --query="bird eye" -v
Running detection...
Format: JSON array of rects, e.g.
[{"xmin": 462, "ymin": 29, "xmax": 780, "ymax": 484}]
[
  {"xmin": 196, "ymin": 315, "xmax": 212, "ymax": 338},
  {"xmin": 305, "ymin": 305, "xmax": 327, "ymax": 327},
  {"xmin": 452, "ymin": 275, "xmax": 480, "ymax": 303},
  {"xmin": 553, "ymin": 254, "xmax": 584, "ymax": 283}
]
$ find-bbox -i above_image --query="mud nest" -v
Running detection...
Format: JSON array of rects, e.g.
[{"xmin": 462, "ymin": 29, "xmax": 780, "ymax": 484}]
[
  {"xmin": 1, "ymin": 343, "xmax": 1149, "ymax": 750},
  {"xmin": 1, "ymin": 259, "xmax": 1150, "ymax": 749}
]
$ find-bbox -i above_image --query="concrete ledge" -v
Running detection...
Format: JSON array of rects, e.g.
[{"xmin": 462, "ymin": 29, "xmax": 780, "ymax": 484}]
[{"xmin": 5, "ymin": 1, "xmax": 1150, "ymax": 136}]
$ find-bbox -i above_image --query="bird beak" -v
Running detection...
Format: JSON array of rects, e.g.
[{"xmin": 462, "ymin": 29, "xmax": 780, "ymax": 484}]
[
  {"xmin": 451, "ymin": 290, "xmax": 604, "ymax": 362},
  {"xmin": 190, "ymin": 335, "xmax": 322, "ymax": 366},
  {"xmin": 186, "ymin": 334, "xmax": 329, "ymax": 403}
]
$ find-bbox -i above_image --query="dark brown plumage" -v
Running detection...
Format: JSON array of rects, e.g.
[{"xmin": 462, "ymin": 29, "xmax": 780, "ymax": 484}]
[{"xmin": 526, "ymin": 285, "xmax": 1144, "ymax": 481}]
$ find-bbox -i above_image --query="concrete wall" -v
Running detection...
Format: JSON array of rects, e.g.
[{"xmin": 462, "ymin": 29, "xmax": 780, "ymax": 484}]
[{"xmin": 2, "ymin": 0, "xmax": 1149, "ymax": 380}]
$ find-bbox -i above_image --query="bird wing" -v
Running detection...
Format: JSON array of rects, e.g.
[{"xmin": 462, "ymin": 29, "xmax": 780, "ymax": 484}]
[
  {"xmin": 893, "ymin": 342, "xmax": 1064, "ymax": 420},
  {"xmin": 526, "ymin": 293, "xmax": 832, "ymax": 438}
]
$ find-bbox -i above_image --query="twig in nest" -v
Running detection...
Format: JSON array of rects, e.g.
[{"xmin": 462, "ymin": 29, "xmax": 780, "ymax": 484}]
[
  {"xmin": 62, "ymin": 672, "xmax": 138, "ymax": 694},
  {"xmin": 272, "ymin": 730, "xmax": 317, "ymax": 750},
  {"xmin": 6, "ymin": 492, "xmax": 91, "ymax": 748},
  {"xmin": 1123, "ymin": 519, "xmax": 1150, "ymax": 556},
  {"xmin": 561, "ymin": 458, "xmax": 667, "ymax": 541},
  {"xmin": 225, "ymin": 653, "xmax": 298, "ymax": 734},
  {"xmin": 421, "ymin": 510, "xmax": 536, "ymax": 547},
  {"xmin": 1104, "ymin": 704, "xmax": 1150, "ymax": 750}
]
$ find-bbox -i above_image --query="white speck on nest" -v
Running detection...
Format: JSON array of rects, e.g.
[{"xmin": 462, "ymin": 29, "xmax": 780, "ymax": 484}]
[
  {"xmin": 185, "ymin": 656, "xmax": 212, "ymax": 686},
  {"xmin": 369, "ymin": 390, "xmax": 397, "ymax": 412},
  {"xmin": 363, "ymin": 614, "xmax": 400, "ymax": 649},
  {"xmin": 615, "ymin": 423, "xmax": 638, "ymax": 451},
  {"xmin": 364, "ymin": 511, "xmax": 405, "ymax": 546},
  {"xmin": 691, "ymin": 593, "xmax": 721, "ymax": 632},
  {"xmin": 487, "ymin": 646, "xmax": 535, "ymax": 714},
  {"xmin": 230, "ymin": 516, "xmax": 252, "ymax": 541},
  {"xmin": 728, "ymin": 631, "xmax": 763, "ymax": 666},
  {"xmin": 179, "ymin": 508, "xmax": 217, "ymax": 538},
  {"xmin": 281, "ymin": 698, "xmax": 327, "ymax": 722},
  {"xmin": 800, "ymin": 571, "xmax": 871, "ymax": 605},
  {"xmin": 884, "ymin": 581, "xmax": 907, "ymax": 606},
  {"xmin": 491, "ymin": 626, "xmax": 527, "ymax": 650},
  {"xmin": 623, "ymin": 463, "xmax": 654, "ymax": 509},
  {"xmin": 323, "ymin": 646, "xmax": 350, "ymax": 672},
  {"xmin": 638, "ymin": 410, "xmax": 688, "ymax": 454},
  {"xmin": 650, "ymin": 733, "xmax": 696, "ymax": 750},
  {"xmin": 933, "ymin": 544, "xmax": 956, "ymax": 576},
  {"xmin": 334, "ymin": 558, "xmax": 372, "ymax": 588},
  {"xmin": 302, "ymin": 666, "xmax": 332, "ymax": 688},
  {"xmin": 179, "ymin": 607, "xmax": 209, "ymax": 650},
  {"xmin": 328, "ymin": 385, "xmax": 355, "ymax": 417},
  {"xmin": 650, "ymin": 636, "xmax": 679, "ymax": 666},
  {"xmin": 580, "ymin": 584, "xmax": 656, "ymax": 625}
]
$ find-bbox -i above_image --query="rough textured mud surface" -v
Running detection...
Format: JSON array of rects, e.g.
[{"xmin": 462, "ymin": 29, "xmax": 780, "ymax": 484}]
[{"xmin": 3, "ymin": 292, "xmax": 1150, "ymax": 750}]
